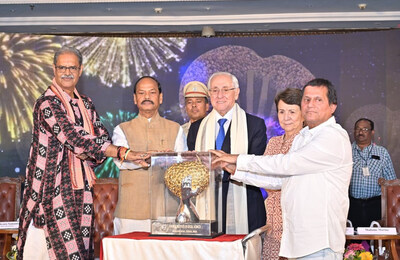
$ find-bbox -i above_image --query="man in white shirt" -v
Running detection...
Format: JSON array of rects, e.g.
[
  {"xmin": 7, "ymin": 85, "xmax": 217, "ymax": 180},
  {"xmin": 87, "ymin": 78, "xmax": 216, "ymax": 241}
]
[
  {"xmin": 212, "ymin": 78, "xmax": 353, "ymax": 260},
  {"xmin": 112, "ymin": 76, "xmax": 187, "ymax": 234}
]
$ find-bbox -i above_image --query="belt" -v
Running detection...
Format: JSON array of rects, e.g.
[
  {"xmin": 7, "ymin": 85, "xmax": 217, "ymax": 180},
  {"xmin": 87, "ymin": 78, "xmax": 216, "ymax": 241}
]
[{"xmin": 350, "ymin": 195, "xmax": 381, "ymax": 201}]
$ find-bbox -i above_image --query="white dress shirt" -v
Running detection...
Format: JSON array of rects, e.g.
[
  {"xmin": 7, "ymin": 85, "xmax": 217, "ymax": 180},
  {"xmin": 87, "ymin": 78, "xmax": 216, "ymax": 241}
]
[
  {"xmin": 232, "ymin": 117, "xmax": 353, "ymax": 258},
  {"xmin": 214, "ymin": 108, "xmax": 233, "ymax": 137}
]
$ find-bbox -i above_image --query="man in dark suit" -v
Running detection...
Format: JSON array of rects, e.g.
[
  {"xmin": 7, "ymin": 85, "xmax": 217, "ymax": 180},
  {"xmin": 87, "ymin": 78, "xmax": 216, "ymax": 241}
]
[{"xmin": 187, "ymin": 71, "xmax": 267, "ymax": 234}]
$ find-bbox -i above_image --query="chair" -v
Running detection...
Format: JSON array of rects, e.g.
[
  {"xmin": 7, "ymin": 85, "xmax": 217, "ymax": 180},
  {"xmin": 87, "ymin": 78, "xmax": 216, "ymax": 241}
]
[
  {"xmin": 242, "ymin": 224, "xmax": 271, "ymax": 260},
  {"xmin": 0, "ymin": 176, "xmax": 24, "ymax": 257},
  {"xmin": 379, "ymin": 178, "xmax": 400, "ymax": 257},
  {"xmin": 92, "ymin": 177, "xmax": 119, "ymax": 258}
]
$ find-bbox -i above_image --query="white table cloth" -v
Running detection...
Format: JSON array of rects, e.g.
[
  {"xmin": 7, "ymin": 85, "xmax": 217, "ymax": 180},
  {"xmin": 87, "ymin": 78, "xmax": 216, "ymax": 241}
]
[{"xmin": 101, "ymin": 232, "xmax": 261, "ymax": 260}]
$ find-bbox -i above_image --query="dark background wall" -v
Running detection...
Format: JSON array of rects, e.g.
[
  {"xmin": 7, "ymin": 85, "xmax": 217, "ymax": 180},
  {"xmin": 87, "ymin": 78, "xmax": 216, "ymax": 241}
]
[{"xmin": 0, "ymin": 30, "xmax": 399, "ymax": 178}]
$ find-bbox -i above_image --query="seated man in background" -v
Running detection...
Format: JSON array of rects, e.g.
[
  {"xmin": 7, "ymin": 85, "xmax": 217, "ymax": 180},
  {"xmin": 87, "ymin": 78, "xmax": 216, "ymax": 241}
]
[
  {"xmin": 348, "ymin": 118, "xmax": 396, "ymax": 228},
  {"xmin": 181, "ymin": 81, "xmax": 209, "ymax": 136}
]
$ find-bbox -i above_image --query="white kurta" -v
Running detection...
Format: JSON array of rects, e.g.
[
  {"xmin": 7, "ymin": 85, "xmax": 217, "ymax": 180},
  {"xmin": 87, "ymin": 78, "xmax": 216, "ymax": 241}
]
[{"xmin": 232, "ymin": 117, "xmax": 353, "ymax": 258}]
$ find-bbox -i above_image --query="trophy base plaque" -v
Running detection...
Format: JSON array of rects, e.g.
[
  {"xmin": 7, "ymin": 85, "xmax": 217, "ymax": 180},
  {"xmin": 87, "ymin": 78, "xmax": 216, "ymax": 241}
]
[{"xmin": 151, "ymin": 219, "xmax": 222, "ymax": 238}]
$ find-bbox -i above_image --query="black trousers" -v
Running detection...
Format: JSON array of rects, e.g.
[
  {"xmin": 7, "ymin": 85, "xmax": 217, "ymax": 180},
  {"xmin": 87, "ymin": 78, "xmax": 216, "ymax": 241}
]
[{"xmin": 348, "ymin": 196, "xmax": 381, "ymax": 228}]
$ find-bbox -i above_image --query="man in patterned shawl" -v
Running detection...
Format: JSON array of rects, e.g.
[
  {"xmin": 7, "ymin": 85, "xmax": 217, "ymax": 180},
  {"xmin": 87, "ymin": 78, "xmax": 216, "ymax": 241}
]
[{"xmin": 17, "ymin": 46, "xmax": 148, "ymax": 260}]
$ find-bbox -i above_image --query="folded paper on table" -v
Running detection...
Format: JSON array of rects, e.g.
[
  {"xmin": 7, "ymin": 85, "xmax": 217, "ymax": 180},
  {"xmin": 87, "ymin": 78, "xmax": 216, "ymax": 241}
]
[
  {"xmin": 346, "ymin": 227, "xmax": 355, "ymax": 235},
  {"xmin": 0, "ymin": 221, "xmax": 18, "ymax": 229},
  {"xmin": 356, "ymin": 227, "xmax": 397, "ymax": 235}
]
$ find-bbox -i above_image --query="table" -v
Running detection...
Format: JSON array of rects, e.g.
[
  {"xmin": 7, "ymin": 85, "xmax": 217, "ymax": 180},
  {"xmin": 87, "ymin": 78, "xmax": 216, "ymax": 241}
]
[
  {"xmin": 346, "ymin": 234, "xmax": 400, "ymax": 260},
  {"xmin": 101, "ymin": 232, "xmax": 261, "ymax": 260},
  {"xmin": 0, "ymin": 228, "xmax": 18, "ymax": 257}
]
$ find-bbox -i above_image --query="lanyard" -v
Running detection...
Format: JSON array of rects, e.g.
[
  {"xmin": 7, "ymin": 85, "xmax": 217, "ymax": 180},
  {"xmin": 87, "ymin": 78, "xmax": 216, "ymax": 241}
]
[{"xmin": 356, "ymin": 144, "xmax": 373, "ymax": 167}]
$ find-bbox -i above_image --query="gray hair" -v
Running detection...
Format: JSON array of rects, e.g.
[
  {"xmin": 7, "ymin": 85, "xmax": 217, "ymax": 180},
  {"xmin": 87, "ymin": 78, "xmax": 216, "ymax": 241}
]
[
  {"xmin": 53, "ymin": 46, "xmax": 83, "ymax": 66},
  {"xmin": 207, "ymin": 72, "xmax": 239, "ymax": 89}
]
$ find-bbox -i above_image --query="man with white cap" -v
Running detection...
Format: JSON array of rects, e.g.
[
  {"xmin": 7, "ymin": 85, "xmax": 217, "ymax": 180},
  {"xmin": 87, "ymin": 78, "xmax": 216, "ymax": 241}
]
[{"xmin": 182, "ymin": 81, "xmax": 209, "ymax": 136}]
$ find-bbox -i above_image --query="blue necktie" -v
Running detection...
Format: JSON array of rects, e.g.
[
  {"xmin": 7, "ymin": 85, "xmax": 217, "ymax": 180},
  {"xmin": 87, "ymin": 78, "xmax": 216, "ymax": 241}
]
[{"xmin": 216, "ymin": 118, "xmax": 227, "ymax": 150}]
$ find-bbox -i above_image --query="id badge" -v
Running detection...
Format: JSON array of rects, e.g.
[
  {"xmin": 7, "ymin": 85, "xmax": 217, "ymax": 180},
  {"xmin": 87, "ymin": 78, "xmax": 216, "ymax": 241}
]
[{"xmin": 362, "ymin": 167, "xmax": 370, "ymax": 177}]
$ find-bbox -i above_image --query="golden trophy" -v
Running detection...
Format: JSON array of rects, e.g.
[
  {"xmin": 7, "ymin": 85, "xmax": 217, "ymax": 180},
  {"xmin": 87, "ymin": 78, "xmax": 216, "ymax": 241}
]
[
  {"xmin": 164, "ymin": 160, "xmax": 209, "ymax": 223},
  {"xmin": 150, "ymin": 152, "xmax": 222, "ymax": 237}
]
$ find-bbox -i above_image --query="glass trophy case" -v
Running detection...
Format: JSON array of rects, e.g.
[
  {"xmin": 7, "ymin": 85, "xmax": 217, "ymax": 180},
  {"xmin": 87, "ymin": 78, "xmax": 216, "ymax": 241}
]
[{"xmin": 150, "ymin": 152, "xmax": 223, "ymax": 237}]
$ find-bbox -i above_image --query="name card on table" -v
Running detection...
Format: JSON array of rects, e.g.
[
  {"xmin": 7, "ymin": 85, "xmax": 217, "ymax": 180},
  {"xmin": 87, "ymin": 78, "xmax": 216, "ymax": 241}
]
[
  {"xmin": 357, "ymin": 227, "xmax": 397, "ymax": 235},
  {"xmin": 0, "ymin": 221, "xmax": 19, "ymax": 229},
  {"xmin": 346, "ymin": 227, "xmax": 355, "ymax": 235}
]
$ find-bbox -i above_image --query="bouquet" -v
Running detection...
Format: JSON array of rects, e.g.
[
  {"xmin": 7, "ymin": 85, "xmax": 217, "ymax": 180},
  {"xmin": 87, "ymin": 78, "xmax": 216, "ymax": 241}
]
[
  {"xmin": 6, "ymin": 244, "xmax": 17, "ymax": 260},
  {"xmin": 344, "ymin": 243, "xmax": 373, "ymax": 260},
  {"xmin": 6, "ymin": 235, "xmax": 18, "ymax": 260}
]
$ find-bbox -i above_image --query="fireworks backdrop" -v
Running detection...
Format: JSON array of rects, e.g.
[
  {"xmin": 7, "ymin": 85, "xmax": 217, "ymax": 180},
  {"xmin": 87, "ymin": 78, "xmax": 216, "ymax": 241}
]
[
  {"xmin": 0, "ymin": 33, "xmax": 60, "ymax": 144},
  {"xmin": 0, "ymin": 31, "xmax": 399, "ymax": 178}
]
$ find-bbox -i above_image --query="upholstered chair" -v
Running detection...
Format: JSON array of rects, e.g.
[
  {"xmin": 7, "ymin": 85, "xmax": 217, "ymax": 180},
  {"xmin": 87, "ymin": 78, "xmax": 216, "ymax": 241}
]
[
  {"xmin": 0, "ymin": 176, "xmax": 24, "ymax": 257},
  {"xmin": 92, "ymin": 177, "xmax": 119, "ymax": 258},
  {"xmin": 378, "ymin": 178, "xmax": 400, "ymax": 256}
]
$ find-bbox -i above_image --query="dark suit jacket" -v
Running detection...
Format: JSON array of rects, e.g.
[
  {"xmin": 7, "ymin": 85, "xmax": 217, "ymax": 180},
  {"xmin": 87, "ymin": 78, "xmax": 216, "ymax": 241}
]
[{"xmin": 187, "ymin": 112, "xmax": 267, "ymax": 233}]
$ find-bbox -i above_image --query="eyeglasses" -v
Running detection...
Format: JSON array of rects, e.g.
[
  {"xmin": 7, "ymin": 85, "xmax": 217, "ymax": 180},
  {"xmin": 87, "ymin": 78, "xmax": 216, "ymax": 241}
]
[
  {"xmin": 209, "ymin": 87, "xmax": 235, "ymax": 96},
  {"xmin": 355, "ymin": 127, "xmax": 371, "ymax": 133},
  {"xmin": 55, "ymin": 65, "xmax": 80, "ymax": 73}
]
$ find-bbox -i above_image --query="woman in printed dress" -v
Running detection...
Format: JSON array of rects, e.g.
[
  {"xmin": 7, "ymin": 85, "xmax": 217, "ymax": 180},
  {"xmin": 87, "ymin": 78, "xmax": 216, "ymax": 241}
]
[{"xmin": 263, "ymin": 88, "xmax": 304, "ymax": 260}]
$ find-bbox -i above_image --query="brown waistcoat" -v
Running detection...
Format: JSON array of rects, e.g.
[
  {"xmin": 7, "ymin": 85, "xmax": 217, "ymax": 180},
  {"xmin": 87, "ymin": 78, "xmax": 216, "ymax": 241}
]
[{"xmin": 114, "ymin": 113, "xmax": 180, "ymax": 219}]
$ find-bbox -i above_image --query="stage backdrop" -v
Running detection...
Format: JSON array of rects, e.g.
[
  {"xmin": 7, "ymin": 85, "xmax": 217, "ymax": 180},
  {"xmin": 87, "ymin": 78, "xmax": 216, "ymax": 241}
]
[{"xmin": 0, "ymin": 30, "xmax": 399, "ymax": 178}]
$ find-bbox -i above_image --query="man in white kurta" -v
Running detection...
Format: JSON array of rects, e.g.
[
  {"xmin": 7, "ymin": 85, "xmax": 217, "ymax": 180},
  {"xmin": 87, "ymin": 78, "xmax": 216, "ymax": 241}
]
[
  {"xmin": 112, "ymin": 76, "xmax": 187, "ymax": 234},
  {"xmin": 212, "ymin": 78, "xmax": 353, "ymax": 260}
]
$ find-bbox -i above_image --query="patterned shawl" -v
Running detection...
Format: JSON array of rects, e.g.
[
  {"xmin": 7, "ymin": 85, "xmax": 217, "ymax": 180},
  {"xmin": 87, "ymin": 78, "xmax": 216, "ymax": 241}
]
[
  {"xmin": 17, "ymin": 85, "xmax": 110, "ymax": 259},
  {"xmin": 50, "ymin": 78, "xmax": 96, "ymax": 189}
]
